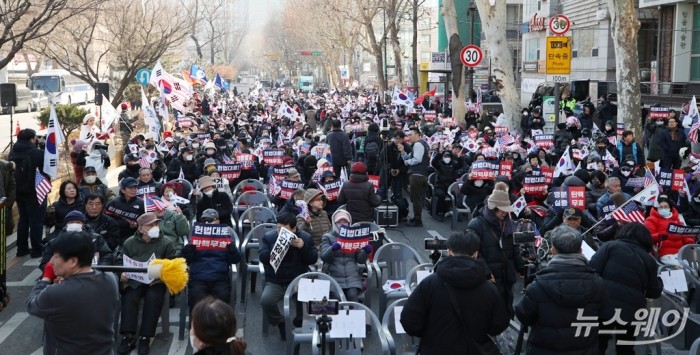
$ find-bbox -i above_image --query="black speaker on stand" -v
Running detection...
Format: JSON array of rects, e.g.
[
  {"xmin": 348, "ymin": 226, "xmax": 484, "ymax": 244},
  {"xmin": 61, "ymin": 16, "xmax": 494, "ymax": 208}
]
[
  {"xmin": 0, "ymin": 83, "xmax": 17, "ymax": 151},
  {"xmin": 94, "ymin": 82, "xmax": 109, "ymax": 106}
]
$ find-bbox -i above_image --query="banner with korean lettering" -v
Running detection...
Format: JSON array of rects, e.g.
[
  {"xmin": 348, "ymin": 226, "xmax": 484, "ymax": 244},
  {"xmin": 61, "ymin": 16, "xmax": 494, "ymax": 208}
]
[
  {"xmin": 216, "ymin": 164, "xmax": 241, "ymax": 180},
  {"xmin": 540, "ymin": 166, "xmax": 554, "ymax": 184},
  {"xmin": 534, "ymin": 134, "xmax": 554, "ymax": 149},
  {"xmin": 319, "ymin": 179, "xmax": 342, "ymax": 201},
  {"xmin": 522, "ymin": 175, "xmax": 547, "ymax": 195},
  {"xmin": 600, "ymin": 200, "xmax": 617, "ymax": 220},
  {"xmin": 440, "ymin": 116, "xmax": 455, "ymax": 127},
  {"xmin": 273, "ymin": 165, "xmax": 295, "ymax": 182},
  {"xmin": 311, "ymin": 143, "xmax": 328, "ymax": 160},
  {"xmin": 269, "ymin": 227, "xmax": 297, "ymax": 273},
  {"xmin": 123, "ymin": 254, "xmax": 156, "ymax": 284},
  {"xmin": 648, "ymin": 105, "xmax": 670, "ymax": 120},
  {"xmin": 551, "ymin": 186, "xmax": 586, "ymax": 211},
  {"xmin": 470, "ymin": 161, "xmax": 496, "ymax": 180},
  {"xmin": 236, "ymin": 153, "xmax": 255, "ymax": 170},
  {"xmin": 657, "ymin": 168, "xmax": 673, "ymax": 189},
  {"xmin": 312, "ymin": 165, "xmax": 334, "ymax": 181},
  {"xmin": 498, "ymin": 161, "xmax": 513, "ymax": 179},
  {"xmin": 336, "ymin": 225, "xmax": 371, "ymax": 254},
  {"xmin": 189, "ymin": 223, "xmax": 233, "ymax": 251},
  {"xmin": 104, "ymin": 205, "xmax": 139, "ymax": 222},
  {"xmin": 263, "ymin": 148, "xmax": 286, "ymax": 166},
  {"xmin": 494, "ymin": 126, "xmax": 508, "ymax": 135},
  {"xmin": 424, "ymin": 110, "xmax": 436, "ymax": 122},
  {"xmin": 279, "ymin": 180, "xmax": 305, "ymax": 200},
  {"xmin": 672, "ymin": 169, "xmax": 685, "ymax": 191},
  {"xmin": 196, "ymin": 133, "xmax": 212, "ymax": 141},
  {"xmin": 368, "ymin": 175, "xmax": 380, "ymax": 191},
  {"xmin": 666, "ymin": 223, "xmax": 700, "ymax": 236}
]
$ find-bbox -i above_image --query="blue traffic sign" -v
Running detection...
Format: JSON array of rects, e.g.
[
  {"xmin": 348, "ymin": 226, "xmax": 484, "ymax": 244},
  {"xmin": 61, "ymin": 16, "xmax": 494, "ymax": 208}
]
[{"xmin": 135, "ymin": 68, "xmax": 151, "ymax": 86}]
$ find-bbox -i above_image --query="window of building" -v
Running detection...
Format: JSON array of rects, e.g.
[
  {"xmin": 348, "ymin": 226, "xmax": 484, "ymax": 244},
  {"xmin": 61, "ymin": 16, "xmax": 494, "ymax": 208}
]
[
  {"xmin": 692, "ymin": 4, "xmax": 700, "ymax": 81},
  {"xmin": 524, "ymin": 0, "xmax": 539, "ymax": 16},
  {"xmin": 526, "ymin": 38, "xmax": 539, "ymax": 61}
]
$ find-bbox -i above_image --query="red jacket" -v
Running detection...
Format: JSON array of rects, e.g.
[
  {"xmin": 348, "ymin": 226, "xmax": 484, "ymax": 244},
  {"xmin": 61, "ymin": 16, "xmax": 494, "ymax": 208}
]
[{"xmin": 644, "ymin": 208, "xmax": 695, "ymax": 257}]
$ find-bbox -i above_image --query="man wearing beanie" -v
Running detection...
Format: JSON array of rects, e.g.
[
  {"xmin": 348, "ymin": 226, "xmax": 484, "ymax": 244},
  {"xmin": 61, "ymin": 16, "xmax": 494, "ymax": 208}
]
[
  {"xmin": 338, "ymin": 162, "xmax": 381, "ymax": 223},
  {"xmin": 398, "ymin": 127, "xmax": 430, "ymax": 227},
  {"xmin": 467, "ymin": 189, "xmax": 526, "ymax": 318}
]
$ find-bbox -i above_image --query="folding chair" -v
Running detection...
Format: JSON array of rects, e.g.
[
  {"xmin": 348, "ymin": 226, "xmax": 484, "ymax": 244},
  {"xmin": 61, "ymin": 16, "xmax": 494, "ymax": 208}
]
[
  {"xmin": 239, "ymin": 223, "xmax": 276, "ymax": 303},
  {"xmin": 371, "ymin": 243, "xmax": 424, "ymax": 318},
  {"xmin": 404, "ymin": 263, "xmax": 434, "ymax": 296},
  {"xmin": 233, "ymin": 191, "xmax": 273, "ymax": 222},
  {"xmin": 233, "ymin": 179, "xmax": 265, "ymax": 198},
  {"xmin": 236, "ymin": 206, "xmax": 277, "ymax": 239},
  {"xmin": 381, "ymin": 298, "xmax": 419, "ymax": 355},
  {"xmin": 447, "ymin": 181, "xmax": 470, "ymax": 228},
  {"xmin": 311, "ymin": 301, "xmax": 392, "ymax": 355},
  {"xmin": 284, "ymin": 272, "xmax": 347, "ymax": 355}
]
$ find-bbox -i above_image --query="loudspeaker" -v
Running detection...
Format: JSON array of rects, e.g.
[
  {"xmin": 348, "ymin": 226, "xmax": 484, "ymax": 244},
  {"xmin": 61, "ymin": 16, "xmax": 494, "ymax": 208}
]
[
  {"xmin": 0, "ymin": 83, "xmax": 17, "ymax": 107},
  {"xmin": 95, "ymin": 82, "xmax": 109, "ymax": 105}
]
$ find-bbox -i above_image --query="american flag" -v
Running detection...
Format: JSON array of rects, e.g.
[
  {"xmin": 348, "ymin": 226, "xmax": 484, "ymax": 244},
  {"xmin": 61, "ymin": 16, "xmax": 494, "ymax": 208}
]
[
  {"xmin": 35, "ymin": 169, "xmax": 52, "ymax": 204},
  {"xmin": 178, "ymin": 168, "xmax": 185, "ymax": 180},
  {"xmin": 611, "ymin": 202, "xmax": 646, "ymax": 224},
  {"xmin": 144, "ymin": 197, "xmax": 168, "ymax": 212},
  {"xmin": 139, "ymin": 155, "xmax": 150, "ymax": 168},
  {"xmin": 687, "ymin": 96, "xmax": 700, "ymax": 143},
  {"xmin": 497, "ymin": 134, "xmax": 515, "ymax": 147},
  {"xmin": 644, "ymin": 168, "xmax": 656, "ymax": 188},
  {"xmin": 222, "ymin": 154, "xmax": 234, "ymax": 164}
]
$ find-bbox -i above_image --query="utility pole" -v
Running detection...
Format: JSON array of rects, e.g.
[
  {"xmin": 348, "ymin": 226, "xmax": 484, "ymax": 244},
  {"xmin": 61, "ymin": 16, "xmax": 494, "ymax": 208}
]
[
  {"xmin": 383, "ymin": 8, "xmax": 388, "ymax": 104},
  {"xmin": 467, "ymin": 1, "xmax": 476, "ymax": 98}
]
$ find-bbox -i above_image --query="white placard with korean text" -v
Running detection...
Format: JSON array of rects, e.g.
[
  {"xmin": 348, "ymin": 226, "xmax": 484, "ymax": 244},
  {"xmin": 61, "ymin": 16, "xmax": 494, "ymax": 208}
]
[
  {"xmin": 123, "ymin": 253, "xmax": 156, "ymax": 284},
  {"xmin": 269, "ymin": 227, "xmax": 297, "ymax": 273}
]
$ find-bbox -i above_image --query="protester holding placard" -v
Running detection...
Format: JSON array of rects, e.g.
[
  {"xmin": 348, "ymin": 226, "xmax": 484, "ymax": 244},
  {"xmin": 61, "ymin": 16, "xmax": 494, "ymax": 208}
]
[
  {"xmin": 153, "ymin": 201, "xmax": 190, "ymax": 253},
  {"xmin": 259, "ymin": 212, "xmax": 318, "ymax": 340},
  {"xmin": 296, "ymin": 189, "xmax": 332, "ymax": 247},
  {"xmin": 181, "ymin": 209, "xmax": 240, "ymax": 311},
  {"xmin": 319, "ymin": 210, "xmax": 371, "ymax": 302},
  {"xmin": 460, "ymin": 173, "xmax": 494, "ymax": 212},
  {"xmin": 643, "ymin": 196, "xmax": 694, "ymax": 265},
  {"xmin": 117, "ymin": 212, "xmax": 177, "ymax": 355},
  {"xmin": 195, "ymin": 176, "xmax": 233, "ymax": 227},
  {"xmin": 338, "ymin": 162, "xmax": 382, "ymax": 223},
  {"xmin": 105, "ymin": 177, "xmax": 145, "ymax": 245}
]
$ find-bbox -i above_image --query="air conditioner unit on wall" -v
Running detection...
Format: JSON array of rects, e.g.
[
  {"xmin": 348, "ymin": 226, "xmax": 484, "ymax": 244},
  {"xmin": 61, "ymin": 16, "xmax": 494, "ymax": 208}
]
[{"xmin": 596, "ymin": 9, "xmax": 609, "ymax": 20}]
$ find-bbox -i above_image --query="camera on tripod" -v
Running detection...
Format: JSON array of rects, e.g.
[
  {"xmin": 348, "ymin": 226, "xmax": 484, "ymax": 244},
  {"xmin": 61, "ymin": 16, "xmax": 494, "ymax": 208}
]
[
  {"xmin": 424, "ymin": 237, "xmax": 448, "ymax": 250},
  {"xmin": 308, "ymin": 298, "xmax": 340, "ymax": 316},
  {"xmin": 513, "ymin": 219, "xmax": 536, "ymax": 245},
  {"xmin": 93, "ymin": 143, "xmax": 109, "ymax": 151},
  {"xmin": 379, "ymin": 116, "xmax": 390, "ymax": 132}
]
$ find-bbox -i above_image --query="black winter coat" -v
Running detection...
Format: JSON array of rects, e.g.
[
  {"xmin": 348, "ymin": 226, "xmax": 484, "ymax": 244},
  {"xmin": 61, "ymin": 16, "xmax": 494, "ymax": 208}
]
[
  {"xmin": 196, "ymin": 190, "xmax": 233, "ymax": 226},
  {"xmin": 467, "ymin": 212, "xmax": 525, "ymax": 283},
  {"xmin": 10, "ymin": 139, "xmax": 45, "ymax": 198},
  {"xmin": 167, "ymin": 157, "xmax": 200, "ymax": 183},
  {"xmin": 337, "ymin": 174, "xmax": 381, "ymax": 223},
  {"xmin": 259, "ymin": 229, "xmax": 318, "ymax": 285},
  {"xmin": 104, "ymin": 195, "xmax": 145, "ymax": 242},
  {"xmin": 325, "ymin": 129, "xmax": 353, "ymax": 165},
  {"xmin": 515, "ymin": 257, "xmax": 607, "ymax": 355},
  {"xmin": 460, "ymin": 179, "xmax": 494, "ymax": 210},
  {"xmin": 400, "ymin": 256, "xmax": 510, "ymax": 355},
  {"xmin": 44, "ymin": 197, "xmax": 85, "ymax": 237},
  {"xmin": 588, "ymin": 239, "xmax": 663, "ymax": 323},
  {"xmin": 431, "ymin": 153, "xmax": 459, "ymax": 189},
  {"xmin": 86, "ymin": 213, "xmax": 122, "ymax": 251},
  {"xmin": 40, "ymin": 225, "xmax": 114, "ymax": 271}
]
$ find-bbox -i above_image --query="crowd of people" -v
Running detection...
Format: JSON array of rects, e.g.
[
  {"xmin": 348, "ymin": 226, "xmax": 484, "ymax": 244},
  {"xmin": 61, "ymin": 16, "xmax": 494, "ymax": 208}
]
[{"xmin": 7, "ymin": 83, "xmax": 698, "ymax": 354}]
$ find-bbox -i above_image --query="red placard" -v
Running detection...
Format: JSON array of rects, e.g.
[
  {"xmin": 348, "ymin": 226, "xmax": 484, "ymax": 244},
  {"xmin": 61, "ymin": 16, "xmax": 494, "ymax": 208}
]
[
  {"xmin": 568, "ymin": 186, "xmax": 586, "ymax": 210},
  {"xmin": 470, "ymin": 161, "xmax": 496, "ymax": 180},
  {"xmin": 672, "ymin": 169, "xmax": 685, "ymax": 191},
  {"xmin": 494, "ymin": 126, "xmax": 508, "ymax": 135},
  {"xmin": 368, "ymin": 175, "xmax": 380, "ymax": 191},
  {"xmin": 499, "ymin": 161, "xmax": 513, "ymax": 179},
  {"xmin": 236, "ymin": 153, "xmax": 255, "ymax": 170},
  {"xmin": 216, "ymin": 164, "xmax": 241, "ymax": 180},
  {"xmin": 522, "ymin": 175, "xmax": 547, "ymax": 195},
  {"xmin": 263, "ymin": 148, "xmax": 285, "ymax": 166},
  {"xmin": 540, "ymin": 166, "xmax": 554, "ymax": 184}
]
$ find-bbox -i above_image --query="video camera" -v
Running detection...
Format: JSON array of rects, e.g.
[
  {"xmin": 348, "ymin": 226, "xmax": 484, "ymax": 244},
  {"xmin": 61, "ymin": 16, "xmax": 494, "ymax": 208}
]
[
  {"xmin": 513, "ymin": 219, "xmax": 536, "ymax": 245},
  {"xmin": 308, "ymin": 299, "xmax": 340, "ymax": 316},
  {"xmin": 93, "ymin": 143, "xmax": 109, "ymax": 151},
  {"xmin": 379, "ymin": 116, "xmax": 391, "ymax": 132},
  {"xmin": 424, "ymin": 237, "xmax": 448, "ymax": 250}
]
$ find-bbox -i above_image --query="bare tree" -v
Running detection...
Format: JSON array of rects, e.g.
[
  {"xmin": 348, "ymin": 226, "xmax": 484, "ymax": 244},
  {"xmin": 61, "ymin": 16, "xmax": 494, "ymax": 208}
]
[
  {"xmin": 409, "ymin": 0, "xmax": 428, "ymax": 90},
  {"xmin": 34, "ymin": 0, "xmax": 188, "ymax": 105},
  {"xmin": 0, "ymin": 0, "xmax": 98, "ymax": 70},
  {"xmin": 473, "ymin": 0, "xmax": 520, "ymax": 130},
  {"xmin": 607, "ymin": 0, "xmax": 642, "ymax": 139},
  {"xmin": 442, "ymin": 0, "xmax": 466, "ymax": 125}
]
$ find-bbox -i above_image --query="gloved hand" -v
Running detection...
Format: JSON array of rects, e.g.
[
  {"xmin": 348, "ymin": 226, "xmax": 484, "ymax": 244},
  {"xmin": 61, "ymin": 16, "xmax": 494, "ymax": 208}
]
[
  {"xmin": 362, "ymin": 244, "xmax": 373, "ymax": 254},
  {"xmin": 226, "ymin": 242, "xmax": 238, "ymax": 254},
  {"xmin": 181, "ymin": 244, "xmax": 197, "ymax": 258},
  {"xmin": 331, "ymin": 242, "xmax": 341, "ymax": 251},
  {"xmin": 43, "ymin": 261, "xmax": 56, "ymax": 282},
  {"xmin": 660, "ymin": 234, "xmax": 668, "ymax": 241}
]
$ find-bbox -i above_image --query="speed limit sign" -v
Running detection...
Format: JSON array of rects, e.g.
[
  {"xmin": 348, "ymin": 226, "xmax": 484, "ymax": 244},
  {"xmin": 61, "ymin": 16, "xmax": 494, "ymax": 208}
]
[
  {"xmin": 460, "ymin": 45, "xmax": 483, "ymax": 67},
  {"xmin": 549, "ymin": 14, "xmax": 571, "ymax": 35}
]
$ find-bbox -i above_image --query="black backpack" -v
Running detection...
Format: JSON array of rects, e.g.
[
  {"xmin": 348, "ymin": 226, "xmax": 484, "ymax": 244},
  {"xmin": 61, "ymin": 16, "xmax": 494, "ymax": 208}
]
[
  {"xmin": 12, "ymin": 153, "xmax": 35, "ymax": 192},
  {"xmin": 364, "ymin": 140, "xmax": 380, "ymax": 162}
]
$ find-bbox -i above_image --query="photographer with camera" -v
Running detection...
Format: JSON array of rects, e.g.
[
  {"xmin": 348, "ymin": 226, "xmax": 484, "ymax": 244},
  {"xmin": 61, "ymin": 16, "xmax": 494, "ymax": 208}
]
[
  {"xmin": 79, "ymin": 140, "xmax": 111, "ymax": 183},
  {"xmin": 467, "ymin": 190, "xmax": 526, "ymax": 318},
  {"xmin": 514, "ymin": 225, "xmax": 606, "ymax": 355},
  {"xmin": 401, "ymin": 230, "xmax": 510, "ymax": 355}
]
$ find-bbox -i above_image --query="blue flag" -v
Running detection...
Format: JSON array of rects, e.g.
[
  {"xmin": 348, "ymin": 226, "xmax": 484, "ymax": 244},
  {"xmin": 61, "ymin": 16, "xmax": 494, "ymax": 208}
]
[
  {"xmin": 214, "ymin": 73, "xmax": 225, "ymax": 91},
  {"xmin": 189, "ymin": 64, "xmax": 208, "ymax": 83}
]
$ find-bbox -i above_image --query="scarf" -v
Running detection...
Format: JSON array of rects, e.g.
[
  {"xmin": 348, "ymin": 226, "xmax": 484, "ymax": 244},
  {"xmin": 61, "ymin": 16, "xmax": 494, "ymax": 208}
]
[{"xmin": 547, "ymin": 253, "xmax": 588, "ymax": 267}]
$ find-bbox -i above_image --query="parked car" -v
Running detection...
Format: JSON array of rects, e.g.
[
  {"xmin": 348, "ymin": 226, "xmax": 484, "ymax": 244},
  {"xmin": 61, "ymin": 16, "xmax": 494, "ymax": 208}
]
[{"xmin": 31, "ymin": 90, "xmax": 49, "ymax": 111}]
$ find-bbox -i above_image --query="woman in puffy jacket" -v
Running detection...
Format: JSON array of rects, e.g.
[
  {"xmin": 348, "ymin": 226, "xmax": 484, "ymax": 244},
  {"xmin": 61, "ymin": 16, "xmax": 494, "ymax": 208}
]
[
  {"xmin": 320, "ymin": 210, "xmax": 371, "ymax": 302},
  {"xmin": 644, "ymin": 196, "xmax": 696, "ymax": 265}
]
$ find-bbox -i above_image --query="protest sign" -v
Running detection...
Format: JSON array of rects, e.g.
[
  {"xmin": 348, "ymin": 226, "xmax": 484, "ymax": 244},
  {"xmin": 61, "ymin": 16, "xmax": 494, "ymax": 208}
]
[
  {"xmin": 279, "ymin": 180, "xmax": 306, "ymax": 200},
  {"xmin": 123, "ymin": 253, "xmax": 156, "ymax": 284},
  {"xmin": 216, "ymin": 164, "xmax": 241, "ymax": 180},
  {"xmin": 498, "ymin": 161, "xmax": 513, "ymax": 179},
  {"xmin": 236, "ymin": 153, "xmax": 255, "ymax": 170},
  {"xmin": 540, "ymin": 166, "xmax": 554, "ymax": 184},
  {"xmin": 551, "ymin": 186, "xmax": 586, "ymax": 210},
  {"xmin": 534, "ymin": 134, "xmax": 554, "ymax": 149},
  {"xmin": 657, "ymin": 168, "xmax": 673, "ymax": 189},
  {"xmin": 494, "ymin": 126, "xmax": 508, "ymax": 135},
  {"xmin": 336, "ymin": 225, "xmax": 372, "ymax": 254},
  {"xmin": 522, "ymin": 175, "xmax": 547, "ymax": 195},
  {"xmin": 319, "ymin": 179, "xmax": 342, "ymax": 201},
  {"xmin": 667, "ymin": 224, "xmax": 700, "ymax": 236},
  {"xmin": 368, "ymin": 175, "xmax": 380, "ymax": 191},
  {"xmin": 190, "ymin": 223, "xmax": 233, "ymax": 251},
  {"xmin": 672, "ymin": 169, "xmax": 684, "ymax": 191},
  {"xmin": 269, "ymin": 227, "xmax": 297, "ymax": 273},
  {"xmin": 470, "ymin": 160, "xmax": 496, "ymax": 180},
  {"xmin": 262, "ymin": 148, "xmax": 286, "ymax": 166}
]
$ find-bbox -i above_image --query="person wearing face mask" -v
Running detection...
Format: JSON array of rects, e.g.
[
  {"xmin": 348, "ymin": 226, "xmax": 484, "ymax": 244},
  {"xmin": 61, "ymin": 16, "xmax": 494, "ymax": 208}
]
[
  {"xmin": 189, "ymin": 297, "xmax": 247, "ymax": 355},
  {"xmin": 587, "ymin": 170, "xmax": 608, "ymax": 201},
  {"xmin": 645, "ymin": 117, "xmax": 666, "ymax": 162},
  {"xmin": 44, "ymin": 181, "xmax": 85, "ymax": 240},
  {"xmin": 82, "ymin": 140, "xmax": 111, "ymax": 182},
  {"xmin": 320, "ymin": 210, "xmax": 371, "ymax": 302},
  {"xmin": 296, "ymin": 189, "xmax": 332, "ymax": 247},
  {"xmin": 116, "ymin": 212, "xmax": 176, "ymax": 355},
  {"xmin": 79, "ymin": 166, "xmax": 115, "ymax": 201},
  {"xmin": 167, "ymin": 147, "xmax": 200, "ymax": 183},
  {"xmin": 659, "ymin": 116, "xmax": 689, "ymax": 169},
  {"xmin": 153, "ymin": 200, "xmax": 189, "ymax": 254},
  {"xmin": 181, "ymin": 209, "xmax": 240, "ymax": 312},
  {"xmin": 644, "ymin": 196, "xmax": 694, "ymax": 265},
  {"xmin": 195, "ymin": 176, "xmax": 233, "ymax": 226},
  {"xmin": 467, "ymin": 190, "xmax": 526, "ymax": 318},
  {"xmin": 430, "ymin": 151, "xmax": 460, "ymax": 222},
  {"xmin": 39, "ymin": 210, "xmax": 114, "ymax": 271},
  {"xmin": 202, "ymin": 142, "xmax": 222, "ymax": 162},
  {"xmin": 611, "ymin": 157, "xmax": 639, "ymax": 196},
  {"xmin": 119, "ymin": 153, "xmax": 142, "ymax": 180}
]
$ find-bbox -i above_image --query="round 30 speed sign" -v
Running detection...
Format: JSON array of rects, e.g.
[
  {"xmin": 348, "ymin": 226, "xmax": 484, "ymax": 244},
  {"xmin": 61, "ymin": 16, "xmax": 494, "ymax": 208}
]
[
  {"xmin": 549, "ymin": 14, "xmax": 571, "ymax": 35},
  {"xmin": 460, "ymin": 45, "xmax": 483, "ymax": 67}
]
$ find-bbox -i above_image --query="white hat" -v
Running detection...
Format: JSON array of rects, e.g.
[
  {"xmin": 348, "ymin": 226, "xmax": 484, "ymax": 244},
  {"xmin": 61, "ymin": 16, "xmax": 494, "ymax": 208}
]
[
  {"xmin": 83, "ymin": 114, "xmax": 97, "ymax": 125},
  {"xmin": 143, "ymin": 132, "xmax": 154, "ymax": 141},
  {"xmin": 204, "ymin": 142, "xmax": 216, "ymax": 150}
]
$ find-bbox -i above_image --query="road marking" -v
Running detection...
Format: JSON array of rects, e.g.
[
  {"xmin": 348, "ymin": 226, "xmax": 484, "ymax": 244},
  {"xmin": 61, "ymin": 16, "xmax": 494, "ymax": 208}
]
[
  {"xmin": 7, "ymin": 269, "xmax": 41, "ymax": 287},
  {"xmin": 167, "ymin": 326, "xmax": 189, "ymax": 355},
  {"xmin": 23, "ymin": 258, "xmax": 40, "ymax": 267},
  {"xmin": 0, "ymin": 312, "xmax": 30, "ymax": 344},
  {"xmin": 426, "ymin": 230, "xmax": 442, "ymax": 239},
  {"xmin": 30, "ymin": 347, "xmax": 43, "ymax": 355}
]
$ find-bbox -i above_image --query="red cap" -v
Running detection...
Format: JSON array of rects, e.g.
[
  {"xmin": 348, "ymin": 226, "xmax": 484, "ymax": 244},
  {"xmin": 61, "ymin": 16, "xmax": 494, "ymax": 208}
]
[
  {"xmin": 351, "ymin": 162, "xmax": 367, "ymax": 174},
  {"xmin": 120, "ymin": 103, "xmax": 128, "ymax": 109}
]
